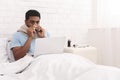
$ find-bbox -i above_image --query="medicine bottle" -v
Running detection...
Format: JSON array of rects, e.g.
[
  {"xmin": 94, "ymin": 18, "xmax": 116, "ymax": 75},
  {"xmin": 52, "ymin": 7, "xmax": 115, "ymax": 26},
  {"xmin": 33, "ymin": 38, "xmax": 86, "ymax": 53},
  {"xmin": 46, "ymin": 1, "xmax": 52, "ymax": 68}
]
[{"xmin": 67, "ymin": 39, "xmax": 71, "ymax": 47}]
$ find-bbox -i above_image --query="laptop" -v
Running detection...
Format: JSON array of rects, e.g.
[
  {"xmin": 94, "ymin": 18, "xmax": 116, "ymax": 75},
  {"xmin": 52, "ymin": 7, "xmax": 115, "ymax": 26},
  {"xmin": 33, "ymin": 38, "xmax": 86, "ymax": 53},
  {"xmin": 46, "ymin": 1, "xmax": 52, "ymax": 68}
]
[{"xmin": 34, "ymin": 37, "xmax": 66, "ymax": 57}]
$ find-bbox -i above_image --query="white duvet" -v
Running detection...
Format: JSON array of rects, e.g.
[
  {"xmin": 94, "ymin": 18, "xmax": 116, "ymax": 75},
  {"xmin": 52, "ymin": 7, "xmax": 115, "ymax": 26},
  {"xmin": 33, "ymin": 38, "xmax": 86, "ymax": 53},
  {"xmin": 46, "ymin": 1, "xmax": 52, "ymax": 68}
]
[{"xmin": 0, "ymin": 53, "xmax": 120, "ymax": 80}]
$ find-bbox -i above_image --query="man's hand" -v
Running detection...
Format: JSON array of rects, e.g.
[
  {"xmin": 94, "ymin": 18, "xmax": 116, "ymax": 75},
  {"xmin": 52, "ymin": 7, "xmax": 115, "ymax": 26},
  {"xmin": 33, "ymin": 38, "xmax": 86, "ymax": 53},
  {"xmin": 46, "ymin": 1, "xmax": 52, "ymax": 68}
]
[
  {"xmin": 27, "ymin": 27, "xmax": 36, "ymax": 38},
  {"xmin": 35, "ymin": 25, "xmax": 45, "ymax": 38}
]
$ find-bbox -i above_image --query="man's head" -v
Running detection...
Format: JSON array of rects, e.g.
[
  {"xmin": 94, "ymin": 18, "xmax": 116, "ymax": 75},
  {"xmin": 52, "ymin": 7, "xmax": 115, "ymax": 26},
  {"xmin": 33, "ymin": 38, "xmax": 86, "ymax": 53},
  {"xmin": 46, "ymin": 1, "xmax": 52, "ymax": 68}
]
[{"xmin": 25, "ymin": 9, "xmax": 41, "ymax": 27}]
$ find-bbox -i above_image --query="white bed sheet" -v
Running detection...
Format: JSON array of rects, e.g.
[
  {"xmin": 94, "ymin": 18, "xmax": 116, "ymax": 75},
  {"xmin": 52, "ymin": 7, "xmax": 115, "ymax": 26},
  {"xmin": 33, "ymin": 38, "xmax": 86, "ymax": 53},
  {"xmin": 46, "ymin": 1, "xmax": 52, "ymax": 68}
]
[{"xmin": 0, "ymin": 53, "xmax": 120, "ymax": 80}]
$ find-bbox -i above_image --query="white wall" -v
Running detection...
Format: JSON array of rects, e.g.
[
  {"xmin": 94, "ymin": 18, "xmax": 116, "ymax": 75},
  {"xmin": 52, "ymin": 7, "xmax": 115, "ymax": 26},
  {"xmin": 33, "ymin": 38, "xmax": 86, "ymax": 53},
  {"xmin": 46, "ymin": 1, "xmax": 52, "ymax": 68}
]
[
  {"xmin": 88, "ymin": 27, "xmax": 120, "ymax": 67},
  {"xmin": 88, "ymin": 0, "xmax": 120, "ymax": 67},
  {"xmin": 97, "ymin": 0, "xmax": 120, "ymax": 28},
  {"xmin": 0, "ymin": 0, "xmax": 94, "ymax": 45}
]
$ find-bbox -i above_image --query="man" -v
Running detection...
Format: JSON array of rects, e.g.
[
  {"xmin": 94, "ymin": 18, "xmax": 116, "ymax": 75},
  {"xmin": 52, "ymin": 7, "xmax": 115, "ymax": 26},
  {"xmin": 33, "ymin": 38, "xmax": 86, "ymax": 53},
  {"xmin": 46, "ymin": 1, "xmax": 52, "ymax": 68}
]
[{"xmin": 10, "ymin": 10, "xmax": 49, "ymax": 60}]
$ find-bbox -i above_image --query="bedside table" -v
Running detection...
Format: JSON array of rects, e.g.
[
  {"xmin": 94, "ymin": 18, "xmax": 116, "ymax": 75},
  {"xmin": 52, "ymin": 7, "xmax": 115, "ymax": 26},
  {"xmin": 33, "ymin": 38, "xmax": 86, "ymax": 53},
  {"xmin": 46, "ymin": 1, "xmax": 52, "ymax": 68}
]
[{"xmin": 64, "ymin": 46, "xmax": 98, "ymax": 63}]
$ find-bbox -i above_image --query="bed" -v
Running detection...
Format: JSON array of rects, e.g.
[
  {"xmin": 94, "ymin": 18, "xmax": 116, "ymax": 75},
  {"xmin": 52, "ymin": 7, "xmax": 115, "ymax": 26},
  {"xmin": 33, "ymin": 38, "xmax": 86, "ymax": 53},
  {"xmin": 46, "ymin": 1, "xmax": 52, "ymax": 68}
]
[{"xmin": 0, "ymin": 37, "xmax": 120, "ymax": 80}]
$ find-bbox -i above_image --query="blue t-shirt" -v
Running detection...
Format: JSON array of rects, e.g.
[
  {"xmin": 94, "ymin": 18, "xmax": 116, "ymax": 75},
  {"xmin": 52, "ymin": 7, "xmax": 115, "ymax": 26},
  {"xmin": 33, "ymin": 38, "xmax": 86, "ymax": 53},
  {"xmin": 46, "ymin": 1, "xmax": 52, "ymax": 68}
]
[{"xmin": 10, "ymin": 32, "xmax": 49, "ymax": 55}]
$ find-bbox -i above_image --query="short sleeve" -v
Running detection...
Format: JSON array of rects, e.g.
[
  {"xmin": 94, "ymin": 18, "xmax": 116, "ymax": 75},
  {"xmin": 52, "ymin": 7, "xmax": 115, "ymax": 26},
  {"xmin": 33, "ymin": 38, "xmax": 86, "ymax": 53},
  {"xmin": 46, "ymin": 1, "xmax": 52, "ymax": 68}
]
[
  {"xmin": 45, "ymin": 31, "xmax": 50, "ymax": 37},
  {"xmin": 10, "ymin": 33, "xmax": 21, "ymax": 49}
]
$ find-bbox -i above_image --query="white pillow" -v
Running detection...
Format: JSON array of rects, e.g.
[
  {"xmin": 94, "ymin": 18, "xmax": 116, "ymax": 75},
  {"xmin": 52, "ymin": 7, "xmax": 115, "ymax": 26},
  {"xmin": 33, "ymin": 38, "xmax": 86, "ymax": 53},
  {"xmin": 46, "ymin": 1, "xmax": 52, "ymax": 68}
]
[
  {"xmin": 0, "ymin": 38, "xmax": 9, "ymax": 63},
  {"xmin": 7, "ymin": 41, "xmax": 15, "ymax": 62}
]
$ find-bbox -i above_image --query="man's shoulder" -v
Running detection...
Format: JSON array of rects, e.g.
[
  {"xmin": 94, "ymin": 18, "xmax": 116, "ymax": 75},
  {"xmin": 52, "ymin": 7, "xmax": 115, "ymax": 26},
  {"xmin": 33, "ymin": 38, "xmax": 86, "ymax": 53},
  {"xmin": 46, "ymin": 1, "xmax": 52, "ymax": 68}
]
[
  {"xmin": 12, "ymin": 32, "xmax": 25, "ymax": 37},
  {"xmin": 45, "ymin": 31, "xmax": 50, "ymax": 37}
]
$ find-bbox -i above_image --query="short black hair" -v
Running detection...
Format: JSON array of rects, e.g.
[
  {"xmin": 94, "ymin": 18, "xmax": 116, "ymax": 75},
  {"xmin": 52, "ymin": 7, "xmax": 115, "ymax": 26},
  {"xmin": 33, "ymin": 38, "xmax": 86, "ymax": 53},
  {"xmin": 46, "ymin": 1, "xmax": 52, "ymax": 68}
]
[{"xmin": 25, "ymin": 9, "xmax": 41, "ymax": 20}]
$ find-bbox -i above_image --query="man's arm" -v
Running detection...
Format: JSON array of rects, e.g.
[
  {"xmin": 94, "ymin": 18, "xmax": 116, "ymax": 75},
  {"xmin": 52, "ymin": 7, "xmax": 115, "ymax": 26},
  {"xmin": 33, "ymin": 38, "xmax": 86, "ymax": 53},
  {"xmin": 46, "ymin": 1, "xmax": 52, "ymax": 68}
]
[
  {"xmin": 11, "ymin": 37, "xmax": 32, "ymax": 60},
  {"xmin": 12, "ymin": 27, "xmax": 35, "ymax": 60}
]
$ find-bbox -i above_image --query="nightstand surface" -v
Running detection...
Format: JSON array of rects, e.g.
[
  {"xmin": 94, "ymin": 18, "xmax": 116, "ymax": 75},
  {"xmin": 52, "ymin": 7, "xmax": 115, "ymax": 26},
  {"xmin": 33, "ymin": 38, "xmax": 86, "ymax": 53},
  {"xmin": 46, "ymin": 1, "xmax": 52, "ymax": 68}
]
[{"xmin": 64, "ymin": 46, "xmax": 97, "ymax": 63}]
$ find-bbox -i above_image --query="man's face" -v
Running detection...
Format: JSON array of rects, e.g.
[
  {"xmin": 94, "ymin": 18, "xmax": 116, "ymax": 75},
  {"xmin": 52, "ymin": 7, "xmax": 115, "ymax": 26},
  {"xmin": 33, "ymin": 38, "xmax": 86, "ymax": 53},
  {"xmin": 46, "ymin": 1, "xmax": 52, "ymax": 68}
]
[{"xmin": 25, "ymin": 16, "xmax": 40, "ymax": 27}]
